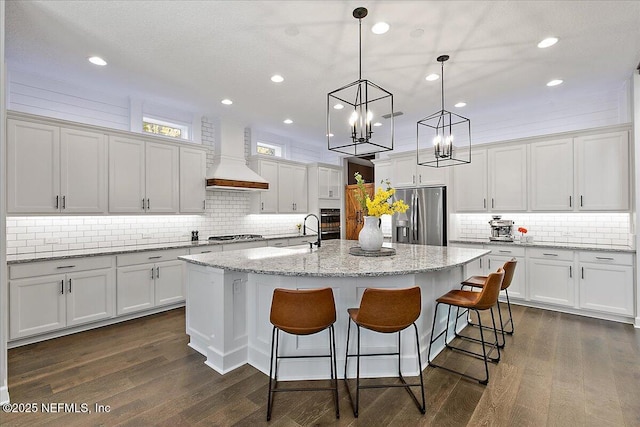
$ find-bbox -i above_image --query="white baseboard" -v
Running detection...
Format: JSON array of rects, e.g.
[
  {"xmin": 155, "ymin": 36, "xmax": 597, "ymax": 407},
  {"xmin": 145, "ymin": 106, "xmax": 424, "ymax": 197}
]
[
  {"xmin": 634, "ymin": 317, "xmax": 640, "ymax": 328},
  {"xmin": 0, "ymin": 385, "xmax": 9, "ymax": 404}
]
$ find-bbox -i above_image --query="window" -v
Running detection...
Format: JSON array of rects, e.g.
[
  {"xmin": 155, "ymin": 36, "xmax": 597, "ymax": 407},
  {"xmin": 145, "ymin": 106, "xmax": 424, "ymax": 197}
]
[
  {"xmin": 257, "ymin": 141, "xmax": 283, "ymax": 157},
  {"xmin": 143, "ymin": 116, "xmax": 190, "ymax": 140}
]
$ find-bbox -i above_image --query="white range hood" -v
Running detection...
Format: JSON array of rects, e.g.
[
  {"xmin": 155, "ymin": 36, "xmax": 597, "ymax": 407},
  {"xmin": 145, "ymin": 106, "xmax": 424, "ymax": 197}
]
[{"xmin": 205, "ymin": 120, "xmax": 269, "ymax": 191}]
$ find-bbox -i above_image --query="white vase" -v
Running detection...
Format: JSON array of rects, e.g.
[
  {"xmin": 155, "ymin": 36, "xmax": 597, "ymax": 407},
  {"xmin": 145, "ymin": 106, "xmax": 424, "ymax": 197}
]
[{"xmin": 359, "ymin": 216, "xmax": 384, "ymax": 252}]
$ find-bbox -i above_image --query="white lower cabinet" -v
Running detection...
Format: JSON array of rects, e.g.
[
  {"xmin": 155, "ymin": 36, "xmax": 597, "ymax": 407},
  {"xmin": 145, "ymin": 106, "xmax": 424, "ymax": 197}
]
[
  {"xmin": 578, "ymin": 252, "xmax": 634, "ymax": 316},
  {"xmin": 116, "ymin": 249, "xmax": 187, "ymax": 315},
  {"xmin": 9, "ymin": 257, "xmax": 115, "ymax": 340},
  {"xmin": 526, "ymin": 249, "xmax": 575, "ymax": 307},
  {"xmin": 486, "ymin": 247, "xmax": 526, "ymax": 300}
]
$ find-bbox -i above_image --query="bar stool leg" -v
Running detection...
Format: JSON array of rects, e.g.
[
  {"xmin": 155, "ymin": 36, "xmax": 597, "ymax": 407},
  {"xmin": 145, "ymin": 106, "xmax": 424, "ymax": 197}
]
[
  {"xmin": 267, "ymin": 327, "xmax": 278, "ymax": 421},
  {"xmin": 329, "ymin": 325, "xmax": 340, "ymax": 419},
  {"xmin": 504, "ymin": 290, "xmax": 515, "ymax": 334}
]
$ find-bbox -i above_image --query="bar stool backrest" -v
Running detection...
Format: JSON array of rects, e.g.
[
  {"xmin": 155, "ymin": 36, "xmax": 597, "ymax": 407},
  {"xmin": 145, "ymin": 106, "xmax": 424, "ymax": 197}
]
[
  {"xmin": 355, "ymin": 287, "xmax": 421, "ymax": 333},
  {"xmin": 501, "ymin": 259, "xmax": 517, "ymax": 290},
  {"xmin": 474, "ymin": 269, "xmax": 505, "ymax": 310},
  {"xmin": 270, "ymin": 288, "xmax": 336, "ymax": 335}
]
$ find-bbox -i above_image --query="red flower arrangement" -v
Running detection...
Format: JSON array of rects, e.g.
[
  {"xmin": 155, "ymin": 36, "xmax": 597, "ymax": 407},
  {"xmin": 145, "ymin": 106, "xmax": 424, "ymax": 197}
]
[{"xmin": 517, "ymin": 227, "xmax": 528, "ymax": 234}]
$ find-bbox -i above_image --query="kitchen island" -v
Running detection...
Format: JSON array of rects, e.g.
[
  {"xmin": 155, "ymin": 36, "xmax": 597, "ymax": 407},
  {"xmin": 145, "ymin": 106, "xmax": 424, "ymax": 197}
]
[{"xmin": 179, "ymin": 240, "xmax": 489, "ymax": 379}]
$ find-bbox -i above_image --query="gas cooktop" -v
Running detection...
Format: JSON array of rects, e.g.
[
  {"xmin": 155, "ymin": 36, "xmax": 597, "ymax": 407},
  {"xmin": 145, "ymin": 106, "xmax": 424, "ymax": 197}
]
[{"xmin": 207, "ymin": 234, "xmax": 263, "ymax": 242}]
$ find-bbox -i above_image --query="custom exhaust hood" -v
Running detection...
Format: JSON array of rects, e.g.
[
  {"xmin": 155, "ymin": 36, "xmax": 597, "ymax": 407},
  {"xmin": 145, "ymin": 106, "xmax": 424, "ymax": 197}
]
[{"xmin": 205, "ymin": 120, "xmax": 269, "ymax": 191}]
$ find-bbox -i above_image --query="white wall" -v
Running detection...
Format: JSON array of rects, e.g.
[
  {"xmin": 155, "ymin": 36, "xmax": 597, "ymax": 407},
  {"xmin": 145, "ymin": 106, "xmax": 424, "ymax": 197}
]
[{"xmin": 1, "ymin": 0, "xmax": 9, "ymax": 405}]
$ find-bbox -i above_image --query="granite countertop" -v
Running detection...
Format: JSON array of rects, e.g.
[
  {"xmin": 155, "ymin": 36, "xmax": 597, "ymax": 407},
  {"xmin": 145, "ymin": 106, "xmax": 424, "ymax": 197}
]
[
  {"xmin": 6, "ymin": 233, "xmax": 315, "ymax": 264},
  {"xmin": 449, "ymin": 238, "xmax": 635, "ymax": 253},
  {"xmin": 179, "ymin": 240, "xmax": 490, "ymax": 277}
]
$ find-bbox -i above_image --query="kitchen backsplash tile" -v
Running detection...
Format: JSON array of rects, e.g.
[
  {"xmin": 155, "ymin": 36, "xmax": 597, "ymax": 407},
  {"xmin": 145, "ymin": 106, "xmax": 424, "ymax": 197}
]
[{"xmin": 450, "ymin": 213, "xmax": 633, "ymax": 246}]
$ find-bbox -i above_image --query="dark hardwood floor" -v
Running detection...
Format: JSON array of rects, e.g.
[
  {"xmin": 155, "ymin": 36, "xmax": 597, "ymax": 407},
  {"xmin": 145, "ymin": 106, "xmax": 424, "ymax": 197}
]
[{"xmin": 2, "ymin": 304, "xmax": 639, "ymax": 426}]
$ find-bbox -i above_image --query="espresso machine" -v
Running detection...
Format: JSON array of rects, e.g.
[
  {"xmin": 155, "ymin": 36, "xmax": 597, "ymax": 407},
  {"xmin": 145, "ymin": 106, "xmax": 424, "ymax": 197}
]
[{"xmin": 489, "ymin": 216, "xmax": 514, "ymax": 241}]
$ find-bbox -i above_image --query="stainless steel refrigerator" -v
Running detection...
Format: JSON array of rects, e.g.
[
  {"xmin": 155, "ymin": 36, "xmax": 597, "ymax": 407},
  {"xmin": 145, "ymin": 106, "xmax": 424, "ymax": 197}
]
[{"xmin": 392, "ymin": 186, "xmax": 447, "ymax": 246}]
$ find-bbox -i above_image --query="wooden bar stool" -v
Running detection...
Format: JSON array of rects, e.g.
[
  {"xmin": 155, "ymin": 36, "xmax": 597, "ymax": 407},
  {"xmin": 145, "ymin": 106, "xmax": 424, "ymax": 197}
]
[
  {"xmin": 344, "ymin": 287, "xmax": 426, "ymax": 418},
  {"xmin": 456, "ymin": 259, "xmax": 517, "ymax": 348},
  {"xmin": 427, "ymin": 269, "xmax": 504, "ymax": 385},
  {"xmin": 267, "ymin": 287, "xmax": 339, "ymax": 421}
]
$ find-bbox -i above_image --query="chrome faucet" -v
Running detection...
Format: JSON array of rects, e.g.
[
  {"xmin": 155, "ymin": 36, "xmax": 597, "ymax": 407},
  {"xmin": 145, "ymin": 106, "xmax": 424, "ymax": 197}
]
[{"xmin": 303, "ymin": 213, "xmax": 322, "ymax": 248}]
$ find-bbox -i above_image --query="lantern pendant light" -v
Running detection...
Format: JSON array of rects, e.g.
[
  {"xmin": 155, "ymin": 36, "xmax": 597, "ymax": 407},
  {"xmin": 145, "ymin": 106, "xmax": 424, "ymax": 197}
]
[
  {"xmin": 417, "ymin": 55, "xmax": 471, "ymax": 167},
  {"xmin": 327, "ymin": 7, "xmax": 394, "ymax": 157}
]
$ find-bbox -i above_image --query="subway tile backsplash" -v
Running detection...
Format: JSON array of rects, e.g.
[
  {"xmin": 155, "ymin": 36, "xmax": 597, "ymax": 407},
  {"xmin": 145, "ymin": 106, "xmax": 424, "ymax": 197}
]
[{"xmin": 450, "ymin": 213, "xmax": 633, "ymax": 247}]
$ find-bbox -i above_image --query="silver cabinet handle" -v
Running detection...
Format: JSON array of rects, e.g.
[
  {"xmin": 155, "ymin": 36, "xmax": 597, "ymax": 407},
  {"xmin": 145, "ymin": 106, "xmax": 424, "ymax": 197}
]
[
  {"xmin": 479, "ymin": 258, "xmax": 482, "ymax": 268},
  {"xmin": 147, "ymin": 198, "xmax": 150, "ymax": 210},
  {"xmin": 60, "ymin": 279, "xmax": 64, "ymax": 295},
  {"xmin": 56, "ymin": 195, "xmax": 59, "ymax": 209},
  {"xmin": 542, "ymin": 253, "xmax": 558, "ymax": 256},
  {"xmin": 595, "ymin": 256, "xmax": 614, "ymax": 261},
  {"xmin": 412, "ymin": 175, "xmax": 416, "ymax": 184},
  {"xmin": 200, "ymin": 250, "xmax": 211, "ymax": 254},
  {"xmin": 148, "ymin": 256, "xmax": 162, "ymax": 259},
  {"xmin": 329, "ymin": 190, "xmax": 333, "ymax": 197},
  {"xmin": 419, "ymin": 174, "xmax": 422, "ymax": 183},
  {"xmin": 261, "ymin": 202, "xmax": 264, "ymax": 211},
  {"xmin": 569, "ymin": 266, "xmax": 572, "ymax": 278},
  {"xmin": 151, "ymin": 268, "xmax": 155, "ymax": 279},
  {"xmin": 569, "ymin": 196, "xmax": 572, "ymax": 207},
  {"xmin": 483, "ymin": 198, "xmax": 486, "ymax": 209},
  {"xmin": 488, "ymin": 259, "xmax": 491, "ymax": 269},
  {"xmin": 498, "ymin": 250, "xmax": 512, "ymax": 253},
  {"xmin": 68, "ymin": 278, "xmax": 72, "ymax": 293},
  {"xmin": 142, "ymin": 199, "xmax": 146, "ymax": 210},
  {"xmin": 581, "ymin": 267, "xmax": 584, "ymax": 279},
  {"xmin": 580, "ymin": 195, "xmax": 583, "ymax": 207},
  {"xmin": 56, "ymin": 265, "xmax": 76, "ymax": 269},
  {"xmin": 62, "ymin": 195, "xmax": 66, "ymax": 209},
  {"xmin": 156, "ymin": 266, "xmax": 160, "ymax": 278},
  {"xmin": 492, "ymin": 198, "xmax": 495, "ymax": 208},
  {"xmin": 203, "ymin": 200, "xmax": 206, "ymax": 210}
]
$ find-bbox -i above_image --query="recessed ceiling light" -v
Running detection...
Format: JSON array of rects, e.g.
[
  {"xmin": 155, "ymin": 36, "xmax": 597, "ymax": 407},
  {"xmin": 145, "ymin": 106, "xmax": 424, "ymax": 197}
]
[
  {"xmin": 221, "ymin": 99, "xmax": 233, "ymax": 105},
  {"xmin": 371, "ymin": 22, "xmax": 390, "ymax": 34},
  {"xmin": 373, "ymin": 122, "xmax": 382, "ymax": 127},
  {"xmin": 454, "ymin": 102, "xmax": 467, "ymax": 108},
  {"xmin": 547, "ymin": 79, "xmax": 563, "ymax": 87},
  {"xmin": 537, "ymin": 37, "xmax": 558, "ymax": 48},
  {"xmin": 333, "ymin": 104, "xmax": 344, "ymax": 110},
  {"xmin": 425, "ymin": 74, "xmax": 440, "ymax": 81},
  {"xmin": 283, "ymin": 119, "xmax": 293, "ymax": 124},
  {"xmin": 271, "ymin": 75, "xmax": 284, "ymax": 83},
  {"xmin": 88, "ymin": 56, "xmax": 107, "ymax": 66}
]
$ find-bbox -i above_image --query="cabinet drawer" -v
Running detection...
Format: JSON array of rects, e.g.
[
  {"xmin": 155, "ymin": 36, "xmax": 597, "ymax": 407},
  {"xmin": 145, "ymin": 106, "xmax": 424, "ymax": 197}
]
[
  {"xmin": 10, "ymin": 256, "xmax": 114, "ymax": 280},
  {"xmin": 268, "ymin": 238, "xmax": 289, "ymax": 247},
  {"xmin": 578, "ymin": 251, "xmax": 633, "ymax": 266},
  {"xmin": 288, "ymin": 236, "xmax": 312, "ymax": 246},
  {"xmin": 117, "ymin": 248, "xmax": 188, "ymax": 267},
  {"xmin": 189, "ymin": 245, "xmax": 223, "ymax": 255},
  {"xmin": 527, "ymin": 247, "xmax": 574, "ymax": 261},
  {"xmin": 487, "ymin": 246, "xmax": 525, "ymax": 257}
]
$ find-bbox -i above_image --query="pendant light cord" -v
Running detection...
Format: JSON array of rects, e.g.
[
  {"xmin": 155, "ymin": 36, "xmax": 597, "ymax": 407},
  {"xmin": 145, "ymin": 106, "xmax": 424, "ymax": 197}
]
[
  {"xmin": 441, "ymin": 60, "xmax": 445, "ymax": 111},
  {"xmin": 358, "ymin": 17, "xmax": 362, "ymax": 80}
]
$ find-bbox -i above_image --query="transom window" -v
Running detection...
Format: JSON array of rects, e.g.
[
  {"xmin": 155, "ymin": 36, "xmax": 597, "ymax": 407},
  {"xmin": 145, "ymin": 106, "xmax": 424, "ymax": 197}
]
[
  {"xmin": 257, "ymin": 141, "xmax": 283, "ymax": 157},
  {"xmin": 143, "ymin": 116, "xmax": 190, "ymax": 140}
]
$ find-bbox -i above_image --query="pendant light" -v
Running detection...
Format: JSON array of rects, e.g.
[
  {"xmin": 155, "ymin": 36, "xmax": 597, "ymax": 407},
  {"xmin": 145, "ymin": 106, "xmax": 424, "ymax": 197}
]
[
  {"xmin": 417, "ymin": 55, "xmax": 471, "ymax": 167},
  {"xmin": 327, "ymin": 7, "xmax": 394, "ymax": 157}
]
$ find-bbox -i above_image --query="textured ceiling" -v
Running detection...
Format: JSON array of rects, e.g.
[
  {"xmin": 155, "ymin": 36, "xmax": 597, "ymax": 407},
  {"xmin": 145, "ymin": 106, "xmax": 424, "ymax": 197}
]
[{"xmin": 5, "ymin": 0, "xmax": 640, "ymax": 146}]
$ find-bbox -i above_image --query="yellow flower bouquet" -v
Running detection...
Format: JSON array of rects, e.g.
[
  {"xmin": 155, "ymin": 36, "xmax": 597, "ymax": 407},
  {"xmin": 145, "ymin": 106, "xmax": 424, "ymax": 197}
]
[{"xmin": 354, "ymin": 172, "xmax": 409, "ymax": 217}]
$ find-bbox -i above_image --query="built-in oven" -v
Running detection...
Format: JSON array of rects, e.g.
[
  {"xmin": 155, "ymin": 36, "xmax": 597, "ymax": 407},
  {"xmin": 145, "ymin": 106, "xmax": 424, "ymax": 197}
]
[{"xmin": 320, "ymin": 208, "xmax": 341, "ymax": 240}]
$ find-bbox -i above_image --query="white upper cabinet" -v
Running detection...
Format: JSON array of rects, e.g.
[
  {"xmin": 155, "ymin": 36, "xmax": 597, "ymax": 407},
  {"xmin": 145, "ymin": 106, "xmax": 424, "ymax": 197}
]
[
  {"xmin": 7, "ymin": 119, "xmax": 107, "ymax": 214},
  {"xmin": 278, "ymin": 163, "xmax": 308, "ymax": 213},
  {"xmin": 179, "ymin": 146, "xmax": 207, "ymax": 213},
  {"xmin": 529, "ymin": 138, "xmax": 573, "ymax": 211},
  {"xmin": 488, "ymin": 145, "xmax": 527, "ymax": 211},
  {"xmin": 145, "ymin": 142, "xmax": 179, "ymax": 213},
  {"xmin": 109, "ymin": 136, "xmax": 146, "ymax": 213},
  {"xmin": 317, "ymin": 166, "xmax": 342, "ymax": 199},
  {"xmin": 109, "ymin": 137, "xmax": 179, "ymax": 214},
  {"xmin": 60, "ymin": 128, "xmax": 108, "ymax": 213},
  {"xmin": 453, "ymin": 148, "xmax": 488, "ymax": 212},
  {"xmin": 250, "ymin": 158, "xmax": 279, "ymax": 213},
  {"xmin": 391, "ymin": 153, "xmax": 446, "ymax": 188},
  {"xmin": 574, "ymin": 131, "xmax": 629, "ymax": 211}
]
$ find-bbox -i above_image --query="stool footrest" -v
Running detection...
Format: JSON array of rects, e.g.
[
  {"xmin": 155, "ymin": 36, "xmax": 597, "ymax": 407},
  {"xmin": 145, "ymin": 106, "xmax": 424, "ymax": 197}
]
[{"xmin": 428, "ymin": 361, "xmax": 489, "ymax": 385}]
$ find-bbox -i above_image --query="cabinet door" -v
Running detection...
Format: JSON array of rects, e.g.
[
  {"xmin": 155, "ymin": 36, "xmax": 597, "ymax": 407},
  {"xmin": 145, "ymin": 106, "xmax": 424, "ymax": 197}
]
[
  {"xmin": 489, "ymin": 145, "xmax": 527, "ymax": 211},
  {"xmin": 374, "ymin": 161, "xmax": 392, "ymax": 190},
  {"xmin": 318, "ymin": 167, "xmax": 330, "ymax": 198},
  {"xmin": 146, "ymin": 142, "xmax": 179, "ymax": 213},
  {"xmin": 487, "ymin": 255, "xmax": 526, "ymax": 300},
  {"xmin": 278, "ymin": 164, "xmax": 295, "ymax": 213},
  {"xmin": 453, "ymin": 149, "xmax": 487, "ymax": 212},
  {"xmin": 416, "ymin": 163, "xmax": 447, "ymax": 187},
  {"xmin": 116, "ymin": 264, "xmax": 155, "ymax": 315},
  {"xmin": 579, "ymin": 263, "xmax": 634, "ymax": 315},
  {"xmin": 393, "ymin": 156, "xmax": 418, "ymax": 187},
  {"xmin": 575, "ymin": 131, "xmax": 629, "ymax": 210},
  {"xmin": 155, "ymin": 260, "xmax": 185, "ymax": 306},
  {"xmin": 109, "ymin": 136, "xmax": 146, "ymax": 213},
  {"xmin": 292, "ymin": 165, "xmax": 308, "ymax": 212},
  {"xmin": 9, "ymin": 275, "xmax": 66, "ymax": 339},
  {"xmin": 529, "ymin": 139, "xmax": 573, "ymax": 211},
  {"xmin": 7, "ymin": 119, "xmax": 60, "ymax": 213},
  {"xmin": 258, "ymin": 160, "xmax": 279, "ymax": 213},
  {"xmin": 66, "ymin": 268, "xmax": 115, "ymax": 327},
  {"xmin": 179, "ymin": 147, "xmax": 206, "ymax": 213},
  {"xmin": 328, "ymin": 168, "xmax": 342, "ymax": 199},
  {"xmin": 527, "ymin": 258, "xmax": 574, "ymax": 306},
  {"xmin": 60, "ymin": 128, "xmax": 107, "ymax": 213}
]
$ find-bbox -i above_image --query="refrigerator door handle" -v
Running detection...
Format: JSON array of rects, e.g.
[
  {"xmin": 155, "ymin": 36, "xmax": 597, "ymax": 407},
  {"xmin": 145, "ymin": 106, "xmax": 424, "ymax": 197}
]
[{"xmin": 413, "ymin": 192, "xmax": 419, "ymax": 241}]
